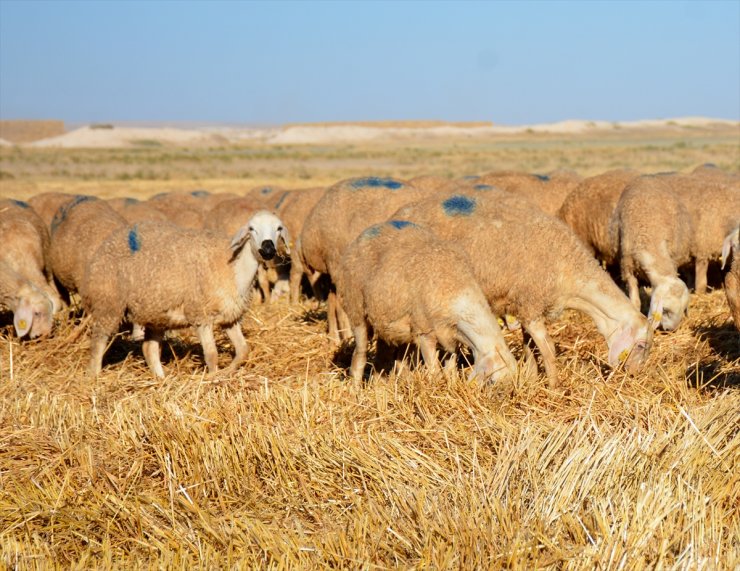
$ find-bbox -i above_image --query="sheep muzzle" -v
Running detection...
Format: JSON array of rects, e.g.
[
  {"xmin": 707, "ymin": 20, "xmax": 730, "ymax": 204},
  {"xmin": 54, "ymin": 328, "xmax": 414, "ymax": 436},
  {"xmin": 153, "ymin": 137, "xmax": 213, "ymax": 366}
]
[{"xmin": 259, "ymin": 240, "xmax": 276, "ymax": 260}]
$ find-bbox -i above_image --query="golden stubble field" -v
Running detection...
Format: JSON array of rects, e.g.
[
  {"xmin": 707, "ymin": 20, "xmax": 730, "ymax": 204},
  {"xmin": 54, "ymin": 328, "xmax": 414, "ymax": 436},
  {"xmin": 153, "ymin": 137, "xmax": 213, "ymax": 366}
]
[{"xmin": 0, "ymin": 125, "xmax": 739, "ymax": 569}]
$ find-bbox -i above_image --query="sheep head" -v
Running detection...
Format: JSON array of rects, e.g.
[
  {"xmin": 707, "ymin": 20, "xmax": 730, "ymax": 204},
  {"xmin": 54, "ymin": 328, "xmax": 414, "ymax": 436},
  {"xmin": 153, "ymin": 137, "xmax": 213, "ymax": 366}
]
[
  {"xmin": 230, "ymin": 210, "xmax": 290, "ymax": 263},
  {"xmin": 649, "ymin": 278, "xmax": 689, "ymax": 331},
  {"xmin": 14, "ymin": 284, "xmax": 54, "ymax": 339}
]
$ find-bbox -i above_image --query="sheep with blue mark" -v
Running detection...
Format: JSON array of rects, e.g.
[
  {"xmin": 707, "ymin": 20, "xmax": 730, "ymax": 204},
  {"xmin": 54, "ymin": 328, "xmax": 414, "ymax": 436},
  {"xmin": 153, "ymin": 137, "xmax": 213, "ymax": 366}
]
[
  {"xmin": 48, "ymin": 196, "xmax": 129, "ymax": 299},
  {"xmin": 298, "ymin": 176, "xmax": 428, "ymax": 343},
  {"xmin": 558, "ymin": 169, "xmax": 642, "ymax": 270},
  {"xmin": 473, "ymin": 170, "xmax": 581, "ymax": 216},
  {"xmin": 107, "ymin": 197, "xmax": 171, "ymax": 224},
  {"xmin": 393, "ymin": 190, "xmax": 653, "ymax": 387},
  {"xmin": 609, "ymin": 174, "xmax": 697, "ymax": 331},
  {"xmin": 81, "ymin": 210, "xmax": 289, "ymax": 378},
  {"xmin": 27, "ymin": 192, "xmax": 80, "ymax": 232},
  {"xmin": 721, "ymin": 226, "xmax": 740, "ymax": 330},
  {"xmin": 147, "ymin": 190, "xmax": 238, "ymax": 230},
  {"xmin": 334, "ymin": 219, "xmax": 518, "ymax": 382}
]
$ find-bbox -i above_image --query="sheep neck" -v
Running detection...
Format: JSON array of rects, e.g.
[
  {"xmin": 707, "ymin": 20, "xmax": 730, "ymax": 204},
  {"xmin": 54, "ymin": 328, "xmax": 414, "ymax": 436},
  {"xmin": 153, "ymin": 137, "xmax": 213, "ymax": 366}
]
[
  {"xmin": 565, "ymin": 277, "xmax": 636, "ymax": 343},
  {"xmin": 233, "ymin": 247, "xmax": 260, "ymax": 300}
]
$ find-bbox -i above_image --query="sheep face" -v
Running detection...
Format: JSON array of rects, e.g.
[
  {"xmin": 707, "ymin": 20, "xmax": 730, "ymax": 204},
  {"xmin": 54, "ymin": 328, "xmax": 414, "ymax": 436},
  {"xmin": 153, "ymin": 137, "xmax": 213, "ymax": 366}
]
[
  {"xmin": 14, "ymin": 285, "xmax": 54, "ymax": 339},
  {"xmin": 650, "ymin": 278, "xmax": 690, "ymax": 331},
  {"xmin": 230, "ymin": 211, "xmax": 290, "ymax": 263},
  {"xmin": 470, "ymin": 353, "xmax": 516, "ymax": 384},
  {"xmin": 607, "ymin": 316, "xmax": 652, "ymax": 374}
]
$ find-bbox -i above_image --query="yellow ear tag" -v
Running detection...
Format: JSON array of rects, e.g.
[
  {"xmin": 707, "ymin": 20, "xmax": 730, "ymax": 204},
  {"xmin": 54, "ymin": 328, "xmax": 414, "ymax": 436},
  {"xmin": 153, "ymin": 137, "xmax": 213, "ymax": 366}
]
[
  {"xmin": 652, "ymin": 312, "xmax": 662, "ymax": 324},
  {"xmin": 18, "ymin": 319, "xmax": 27, "ymax": 330},
  {"xmin": 496, "ymin": 317, "xmax": 505, "ymax": 328},
  {"xmin": 618, "ymin": 349, "xmax": 630, "ymax": 363}
]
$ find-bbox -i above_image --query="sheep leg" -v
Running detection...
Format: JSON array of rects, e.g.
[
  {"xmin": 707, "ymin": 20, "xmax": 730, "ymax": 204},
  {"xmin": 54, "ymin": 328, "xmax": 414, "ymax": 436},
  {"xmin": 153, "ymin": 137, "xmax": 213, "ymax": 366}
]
[
  {"xmin": 327, "ymin": 290, "xmax": 340, "ymax": 344},
  {"xmin": 523, "ymin": 319, "xmax": 558, "ymax": 388},
  {"xmin": 224, "ymin": 322, "xmax": 248, "ymax": 371},
  {"xmin": 694, "ymin": 258, "xmax": 708, "ymax": 294},
  {"xmin": 349, "ymin": 321, "xmax": 369, "ymax": 381},
  {"xmin": 142, "ymin": 327, "xmax": 166, "ymax": 378},
  {"xmin": 289, "ymin": 257, "xmax": 304, "ymax": 304},
  {"xmin": 257, "ymin": 266, "xmax": 271, "ymax": 305},
  {"xmin": 625, "ymin": 272, "xmax": 641, "ymax": 309},
  {"xmin": 196, "ymin": 324, "xmax": 219, "ymax": 374},
  {"xmin": 337, "ymin": 302, "xmax": 353, "ymax": 341},
  {"xmin": 88, "ymin": 326, "xmax": 111, "ymax": 377},
  {"xmin": 416, "ymin": 333, "xmax": 440, "ymax": 373}
]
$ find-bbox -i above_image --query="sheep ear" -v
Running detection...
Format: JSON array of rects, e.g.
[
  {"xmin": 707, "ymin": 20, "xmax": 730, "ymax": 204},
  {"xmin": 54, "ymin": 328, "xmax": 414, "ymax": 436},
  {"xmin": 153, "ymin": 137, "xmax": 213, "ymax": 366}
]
[
  {"xmin": 647, "ymin": 295, "xmax": 664, "ymax": 330},
  {"xmin": 722, "ymin": 229, "xmax": 738, "ymax": 269},
  {"xmin": 608, "ymin": 325, "xmax": 634, "ymax": 366},
  {"xmin": 278, "ymin": 226, "xmax": 291, "ymax": 256},
  {"xmin": 13, "ymin": 299, "xmax": 33, "ymax": 337},
  {"xmin": 230, "ymin": 225, "xmax": 250, "ymax": 255}
]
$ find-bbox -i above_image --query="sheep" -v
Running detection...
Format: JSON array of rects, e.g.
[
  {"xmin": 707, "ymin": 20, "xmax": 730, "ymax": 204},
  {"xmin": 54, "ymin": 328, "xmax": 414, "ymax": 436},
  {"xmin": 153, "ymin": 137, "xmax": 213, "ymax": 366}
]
[
  {"xmin": 721, "ymin": 226, "xmax": 740, "ymax": 330},
  {"xmin": 474, "ymin": 170, "xmax": 580, "ymax": 216},
  {"xmin": 27, "ymin": 192, "xmax": 78, "ymax": 231},
  {"xmin": 407, "ymin": 175, "xmax": 457, "ymax": 193},
  {"xmin": 609, "ymin": 174, "xmax": 693, "ymax": 331},
  {"xmin": 274, "ymin": 187, "xmax": 327, "ymax": 303},
  {"xmin": 243, "ymin": 185, "xmax": 289, "ymax": 210},
  {"xmin": 671, "ymin": 171, "xmax": 740, "ymax": 294},
  {"xmin": 81, "ymin": 211, "xmax": 289, "ymax": 377},
  {"xmin": 0, "ymin": 199, "xmax": 62, "ymax": 313},
  {"xmin": 393, "ymin": 190, "xmax": 653, "ymax": 386},
  {"xmin": 146, "ymin": 190, "xmax": 213, "ymax": 229},
  {"xmin": 298, "ymin": 176, "xmax": 429, "ymax": 342},
  {"xmin": 558, "ymin": 169, "xmax": 642, "ymax": 268},
  {"xmin": 108, "ymin": 197, "xmax": 171, "ymax": 224},
  {"xmin": 334, "ymin": 220, "xmax": 518, "ymax": 382},
  {"xmin": 49, "ymin": 196, "xmax": 128, "ymax": 296},
  {"xmin": 0, "ymin": 261, "xmax": 54, "ymax": 338}
]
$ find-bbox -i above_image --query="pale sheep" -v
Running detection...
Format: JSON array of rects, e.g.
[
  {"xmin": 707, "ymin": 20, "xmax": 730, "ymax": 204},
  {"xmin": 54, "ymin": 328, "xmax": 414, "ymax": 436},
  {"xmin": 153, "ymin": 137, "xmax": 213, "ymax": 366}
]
[
  {"xmin": 49, "ymin": 196, "xmax": 128, "ymax": 296},
  {"xmin": 609, "ymin": 174, "xmax": 693, "ymax": 331},
  {"xmin": 721, "ymin": 226, "xmax": 740, "ymax": 330},
  {"xmin": 474, "ymin": 170, "xmax": 580, "ymax": 216},
  {"xmin": 0, "ymin": 199, "xmax": 62, "ymax": 314},
  {"xmin": 393, "ymin": 190, "xmax": 653, "ymax": 386},
  {"xmin": 335, "ymin": 220, "xmax": 518, "ymax": 382},
  {"xmin": 0, "ymin": 261, "xmax": 55, "ymax": 338},
  {"xmin": 81, "ymin": 211, "xmax": 289, "ymax": 377},
  {"xmin": 558, "ymin": 169, "xmax": 642, "ymax": 268},
  {"xmin": 298, "ymin": 176, "xmax": 429, "ymax": 342}
]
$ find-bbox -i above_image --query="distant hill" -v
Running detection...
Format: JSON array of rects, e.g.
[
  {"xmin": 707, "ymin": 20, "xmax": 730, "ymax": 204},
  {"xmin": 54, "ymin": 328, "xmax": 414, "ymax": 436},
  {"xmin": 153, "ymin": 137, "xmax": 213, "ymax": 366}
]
[{"xmin": 0, "ymin": 120, "xmax": 65, "ymax": 143}]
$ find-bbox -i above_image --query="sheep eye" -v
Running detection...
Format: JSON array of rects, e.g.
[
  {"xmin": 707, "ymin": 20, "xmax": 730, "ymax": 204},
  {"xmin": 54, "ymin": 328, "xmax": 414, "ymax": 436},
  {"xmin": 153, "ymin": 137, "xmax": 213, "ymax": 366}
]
[
  {"xmin": 277, "ymin": 226, "xmax": 284, "ymax": 232},
  {"xmin": 248, "ymin": 226, "xmax": 255, "ymax": 232},
  {"xmin": 663, "ymin": 308, "xmax": 673, "ymax": 318}
]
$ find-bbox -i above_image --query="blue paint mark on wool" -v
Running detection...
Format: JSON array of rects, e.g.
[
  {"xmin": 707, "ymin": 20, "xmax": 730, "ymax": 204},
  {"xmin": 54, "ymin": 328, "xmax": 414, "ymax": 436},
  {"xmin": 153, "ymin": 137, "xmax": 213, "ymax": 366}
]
[
  {"xmin": 360, "ymin": 225, "xmax": 382, "ymax": 240},
  {"xmin": 128, "ymin": 226, "xmax": 141, "ymax": 253},
  {"xmin": 388, "ymin": 220, "xmax": 416, "ymax": 230},
  {"xmin": 190, "ymin": 190, "xmax": 210, "ymax": 197},
  {"xmin": 534, "ymin": 174, "xmax": 550, "ymax": 182},
  {"xmin": 350, "ymin": 177, "xmax": 403, "ymax": 190},
  {"xmin": 442, "ymin": 195, "xmax": 476, "ymax": 216},
  {"xmin": 473, "ymin": 184, "xmax": 494, "ymax": 191},
  {"xmin": 462, "ymin": 175, "xmax": 480, "ymax": 180},
  {"xmin": 51, "ymin": 195, "xmax": 96, "ymax": 235},
  {"xmin": 260, "ymin": 187, "xmax": 273, "ymax": 195},
  {"xmin": 12, "ymin": 199, "xmax": 30, "ymax": 208},
  {"xmin": 274, "ymin": 191, "xmax": 289, "ymax": 210},
  {"xmin": 125, "ymin": 197, "xmax": 139, "ymax": 205}
]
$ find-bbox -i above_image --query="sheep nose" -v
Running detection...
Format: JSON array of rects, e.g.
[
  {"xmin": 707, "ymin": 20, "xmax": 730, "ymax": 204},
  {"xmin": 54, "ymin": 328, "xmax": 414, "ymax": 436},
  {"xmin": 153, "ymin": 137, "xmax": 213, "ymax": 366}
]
[{"xmin": 259, "ymin": 240, "xmax": 276, "ymax": 260}]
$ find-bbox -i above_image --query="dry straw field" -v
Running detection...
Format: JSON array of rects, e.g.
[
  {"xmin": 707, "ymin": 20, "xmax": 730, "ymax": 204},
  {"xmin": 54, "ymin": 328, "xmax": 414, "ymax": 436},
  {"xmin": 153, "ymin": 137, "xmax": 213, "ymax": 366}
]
[{"xmin": 0, "ymin": 124, "xmax": 739, "ymax": 568}]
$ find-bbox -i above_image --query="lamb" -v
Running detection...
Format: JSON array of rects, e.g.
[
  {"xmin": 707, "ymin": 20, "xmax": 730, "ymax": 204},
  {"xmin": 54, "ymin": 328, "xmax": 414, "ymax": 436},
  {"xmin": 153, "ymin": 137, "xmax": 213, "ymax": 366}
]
[
  {"xmin": 334, "ymin": 220, "xmax": 518, "ymax": 382},
  {"xmin": 0, "ymin": 199, "xmax": 62, "ymax": 314},
  {"xmin": 474, "ymin": 170, "xmax": 580, "ymax": 216},
  {"xmin": 298, "ymin": 176, "xmax": 429, "ymax": 342},
  {"xmin": 108, "ymin": 197, "xmax": 170, "ymax": 224},
  {"xmin": 49, "ymin": 196, "xmax": 128, "ymax": 296},
  {"xmin": 722, "ymin": 226, "xmax": 740, "ymax": 330},
  {"xmin": 0, "ymin": 261, "xmax": 54, "ymax": 338},
  {"xmin": 609, "ymin": 174, "xmax": 693, "ymax": 331},
  {"xmin": 558, "ymin": 169, "xmax": 642, "ymax": 268},
  {"xmin": 393, "ymin": 190, "xmax": 653, "ymax": 386},
  {"xmin": 81, "ymin": 211, "xmax": 289, "ymax": 377}
]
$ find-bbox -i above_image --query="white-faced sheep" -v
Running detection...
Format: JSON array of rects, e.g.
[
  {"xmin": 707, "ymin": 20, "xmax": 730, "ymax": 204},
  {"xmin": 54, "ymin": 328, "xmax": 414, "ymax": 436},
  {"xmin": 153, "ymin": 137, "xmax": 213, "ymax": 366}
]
[
  {"xmin": 722, "ymin": 226, "xmax": 740, "ymax": 330},
  {"xmin": 0, "ymin": 199, "xmax": 62, "ymax": 314},
  {"xmin": 298, "ymin": 176, "xmax": 430, "ymax": 342},
  {"xmin": 0, "ymin": 261, "xmax": 55, "ymax": 338},
  {"xmin": 609, "ymin": 174, "xmax": 693, "ymax": 331},
  {"xmin": 393, "ymin": 190, "xmax": 653, "ymax": 386},
  {"xmin": 49, "ymin": 196, "xmax": 129, "ymax": 297},
  {"xmin": 81, "ymin": 211, "xmax": 289, "ymax": 377},
  {"xmin": 558, "ymin": 169, "xmax": 642, "ymax": 268},
  {"xmin": 335, "ymin": 220, "xmax": 518, "ymax": 382}
]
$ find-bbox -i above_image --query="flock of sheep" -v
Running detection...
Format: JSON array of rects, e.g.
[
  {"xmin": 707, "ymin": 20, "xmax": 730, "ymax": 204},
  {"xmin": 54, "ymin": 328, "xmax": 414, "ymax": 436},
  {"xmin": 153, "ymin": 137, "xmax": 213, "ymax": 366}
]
[{"xmin": 0, "ymin": 163, "xmax": 738, "ymax": 385}]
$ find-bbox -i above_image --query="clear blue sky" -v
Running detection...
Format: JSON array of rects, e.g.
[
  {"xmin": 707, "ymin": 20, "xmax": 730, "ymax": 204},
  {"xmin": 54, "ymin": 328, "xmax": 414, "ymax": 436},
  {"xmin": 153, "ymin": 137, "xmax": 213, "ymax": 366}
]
[{"xmin": 1, "ymin": 0, "xmax": 738, "ymax": 125}]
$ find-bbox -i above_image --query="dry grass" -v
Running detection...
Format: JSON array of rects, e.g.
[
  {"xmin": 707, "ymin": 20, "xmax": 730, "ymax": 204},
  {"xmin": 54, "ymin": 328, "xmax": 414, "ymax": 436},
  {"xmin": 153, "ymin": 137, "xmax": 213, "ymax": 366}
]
[{"xmin": 0, "ymin": 129, "xmax": 739, "ymax": 568}]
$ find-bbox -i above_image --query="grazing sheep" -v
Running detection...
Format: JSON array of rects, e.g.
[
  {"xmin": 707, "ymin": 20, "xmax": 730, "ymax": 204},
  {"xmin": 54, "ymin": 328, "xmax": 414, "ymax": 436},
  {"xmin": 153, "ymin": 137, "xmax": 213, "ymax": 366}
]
[
  {"xmin": 335, "ymin": 220, "xmax": 518, "ymax": 382},
  {"xmin": 244, "ymin": 186, "xmax": 289, "ymax": 210},
  {"xmin": 81, "ymin": 211, "xmax": 289, "ymax": 377},
  {"xmin": 671, "ymin": 172, "xmax": 740, "ymax": 294},
  {"xmin": 0, "ymin": 261, "xmax": 54, "ymax": 338},
  {"xmin": 474, "ymin": 170, "xmax": 580, "ymax": 216},
  {"xmin": 27, "ymin": 192, "xmax": 78, "ymax": 231},
  {"xmin": 407, "ymin": 175, "xmax": 457, "ymax": 193},
  {"xmin": 0, "ymin": 199, "xmax": 62, "ymax": 313},
  {"xmin": 558, "ymin": 169, "xmax": 642, "ymax": 268},
  {"xmin": 394, "ymin": 191, "xmax": 653, "ymax": 385},
  {"xmin": 609, "ymin": 174, "xmax": 692, "ymax": 331},
  {"xmin": 274, "ymin": 187, "xmax": 327, "ymax": 303},
  {"xmin": 108, "ymin": 197, "xmax": 170, "ymax": 224},
  {"xmin": 147, "ymin": 190, "xmax": 214, "ymax": 230},
  {"xmin": 298, "ymin": 176, "xmax": 429, "ymax": 342},
  {"xmin": 722, "ymin": 226, "xmax": 740, "ymax": 330},
  {"xmin": 49, "ymin": 196, "xmax": 128, "ymax": 296}
]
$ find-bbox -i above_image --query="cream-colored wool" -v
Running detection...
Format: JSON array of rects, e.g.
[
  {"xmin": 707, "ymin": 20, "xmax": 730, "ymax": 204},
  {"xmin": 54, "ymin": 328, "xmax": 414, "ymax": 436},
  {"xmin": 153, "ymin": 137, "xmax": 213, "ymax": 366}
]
[
  {"xmin": 474, "ymin": 170, "xmax": 580, "ymax": 216},
  {"xmin": 108, "ymin": 197, "xmax": 170, "ymax": 224},
  {"xmin": 335, "ymin": 220, "xmax": 518, "ymax": 383},
  {"xmin": 722, "ymin": 226, "xmax": 740, "ymax": 330},
  {"xmin": 27, "ymin": 191, "xmax": 79, "ymax": 232},
  {"xmin": 0, "ymin": 260, "xmax": 54, "ymax": 338},
  {"xmin": 394, "ymin": 189, "xmax": 652, "ymax": 386}
]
